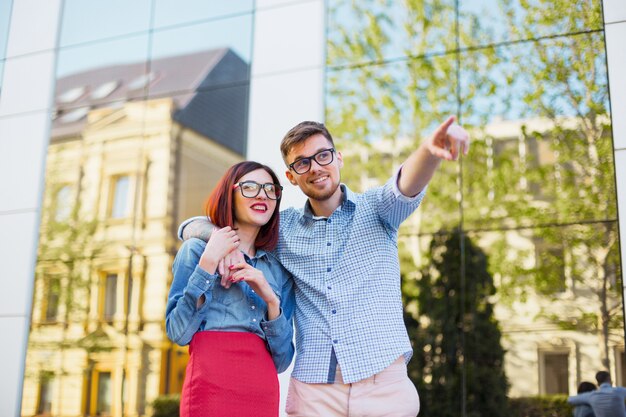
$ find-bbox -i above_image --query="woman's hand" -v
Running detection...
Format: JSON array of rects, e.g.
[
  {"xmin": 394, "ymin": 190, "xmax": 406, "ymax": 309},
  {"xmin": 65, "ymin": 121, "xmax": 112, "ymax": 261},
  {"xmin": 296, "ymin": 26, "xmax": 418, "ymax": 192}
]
[
  {"xmin": 229, "ymin": 262, "xmax": 280, "ymax": 320},
  {"xmin": 198, "ymin": 227, "xmax": 240, "ymax": 274}
]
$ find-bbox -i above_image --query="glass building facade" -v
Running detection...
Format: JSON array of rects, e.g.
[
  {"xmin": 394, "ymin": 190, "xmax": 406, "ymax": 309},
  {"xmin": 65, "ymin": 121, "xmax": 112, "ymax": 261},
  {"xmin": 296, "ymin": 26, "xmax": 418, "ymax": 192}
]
[{"xmin": 0, "ymin": 1, "xmax": 624, "ymax": 416}]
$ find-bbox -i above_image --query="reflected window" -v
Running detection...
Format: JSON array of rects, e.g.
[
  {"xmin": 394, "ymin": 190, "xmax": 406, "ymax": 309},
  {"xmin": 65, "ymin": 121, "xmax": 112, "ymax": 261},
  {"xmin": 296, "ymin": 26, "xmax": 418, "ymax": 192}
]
[
  {"xmin": 36, "ymin": 373, "xmax": 53, "ymax": 415},
  {"xmin": 95, "ymin": 371, "xmax": 112, "ymax": 416},
  {"xmin": 58, "ymin": 107, "xmax": 89, "ymax": 124},
  {"xmin": 91, "ymin": 81, "xmax": 120, "ymax": 100},
  {"xmin": 541, "ymin": 351, "xmax": 569, "ymax": 394},
  {"xmin": 58, "ymin": 86, "xmax": 86, "ymax": 104},
  {"xmin": 43, "ymin": 277, "xmax": 61, "ymax": 323},
  {"xmin": 110, "ymin": 176, "xmax": 131, "ymax": 218},
  {"xmin": 101, "ymin": 274, "xmax": 117, "ymax": 323},
  {"xmin": 54, "ymin": 185, "xmax": 73, "ymax": 222}
]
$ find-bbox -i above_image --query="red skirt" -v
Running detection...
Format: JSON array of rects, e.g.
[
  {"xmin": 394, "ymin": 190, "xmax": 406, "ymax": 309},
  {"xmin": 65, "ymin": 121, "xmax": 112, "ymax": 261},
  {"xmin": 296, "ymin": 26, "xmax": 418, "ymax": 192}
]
[{"xmin": 180, "ymin": 331, "xmax": 279, "ymax": 417}]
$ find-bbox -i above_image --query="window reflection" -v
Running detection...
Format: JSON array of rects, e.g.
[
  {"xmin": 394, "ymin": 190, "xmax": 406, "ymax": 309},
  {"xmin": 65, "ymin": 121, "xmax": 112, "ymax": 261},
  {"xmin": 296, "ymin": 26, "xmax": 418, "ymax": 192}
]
[
  {"xmin": 153, "ymin": 0, "xmax": 253, "ymax": 29},
  {"xmin": 327, "ymin": 0, "xmax": 456, "ymax": 68},
  {"xmin": 150, "ymin": 14, "xmax": 253, "ymax": 66},
  {"xmin": 459, "ymin": 0, "xmax": 604, "ymax": 49},
  {"xmin": 60, "ymin": 0, "xmax": 151, "ymax": 47},
  {"xmin": 0, "ymin": 0, "xmax": 12, "ymax": 59},
  {"xmin": 326, "ymin": 0, "xmax": 620, "ymax": 413}
]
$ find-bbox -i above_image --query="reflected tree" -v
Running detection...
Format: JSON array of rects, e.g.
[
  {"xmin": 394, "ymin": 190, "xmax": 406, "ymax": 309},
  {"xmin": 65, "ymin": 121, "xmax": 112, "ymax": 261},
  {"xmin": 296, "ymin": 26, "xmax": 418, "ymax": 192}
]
[{"xmin": 404, "ymin": 231, "xmax": 509, "ymax": 417}]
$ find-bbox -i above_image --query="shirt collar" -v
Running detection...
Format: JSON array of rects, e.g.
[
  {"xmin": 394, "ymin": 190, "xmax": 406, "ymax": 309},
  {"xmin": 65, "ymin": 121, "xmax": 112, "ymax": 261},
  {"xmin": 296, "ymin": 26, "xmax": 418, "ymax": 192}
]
[
  {"xmin": 301, "ymin": 184, "xmax": 356, "ymax": 220},
  {"xmin": 244, "ymin": 249, "xmax": 269, "ymax": 262}
]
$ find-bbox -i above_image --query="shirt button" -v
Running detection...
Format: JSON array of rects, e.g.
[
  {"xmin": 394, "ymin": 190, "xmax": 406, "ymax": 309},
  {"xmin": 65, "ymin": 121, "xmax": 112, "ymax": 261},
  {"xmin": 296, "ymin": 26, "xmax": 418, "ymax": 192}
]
[
  {"xmin": 327, "ymin": 219, "xmax": 332, "ymax": 224},
  {"xmin": 327, "ymin": 286, "xmax": 332, "ymax": 290},
  {"xmin": 252, "ymin": 319, "xmax": 257, "ymax": 322},
  {"xmin": 251, "ymin": 305, "xmax": 256, "ymax": 310},
  {"xmin": 205, "ymin": 280, "xmax": 209, "ymax": 284},
  {"xmin": 332, "ymin": 310, "xmax": 336, "ymax": 314},
  {"xmin": 327, "ymin": 267, "xmax": 331, "ymax": 272},
  {"xmin": 327, "ymin": 242, "xmax": 331, "ymax": 246},
  {"xmin": 333, "ymin": 339, "xmax": 338, "ymax": 344}
]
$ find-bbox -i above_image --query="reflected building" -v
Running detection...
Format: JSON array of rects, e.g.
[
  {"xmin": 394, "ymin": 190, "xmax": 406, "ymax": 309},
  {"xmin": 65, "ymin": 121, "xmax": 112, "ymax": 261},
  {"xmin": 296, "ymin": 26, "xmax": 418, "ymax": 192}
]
[{"xmin": 20, "ymin": 49, "xmax": 247, "ymax": 417}]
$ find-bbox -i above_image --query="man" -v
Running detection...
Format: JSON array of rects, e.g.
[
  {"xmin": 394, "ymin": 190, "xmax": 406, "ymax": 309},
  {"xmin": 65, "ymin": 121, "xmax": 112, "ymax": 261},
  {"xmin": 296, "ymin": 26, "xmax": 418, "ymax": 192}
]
[
  {"xmin": 180, "ymin": 116, "xmax": 469, "ymax": 416},
  {"xmin": 568, "ymin": 371, "xmax": 626, "ymax": 417}
]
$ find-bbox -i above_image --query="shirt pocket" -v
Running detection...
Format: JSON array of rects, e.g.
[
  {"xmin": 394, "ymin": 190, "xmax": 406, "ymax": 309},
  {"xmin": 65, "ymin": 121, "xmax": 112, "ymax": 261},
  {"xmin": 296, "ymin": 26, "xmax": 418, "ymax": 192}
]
[{"xmin": 211, "ymin": 282, "xmax": 245, "ymax": 306}]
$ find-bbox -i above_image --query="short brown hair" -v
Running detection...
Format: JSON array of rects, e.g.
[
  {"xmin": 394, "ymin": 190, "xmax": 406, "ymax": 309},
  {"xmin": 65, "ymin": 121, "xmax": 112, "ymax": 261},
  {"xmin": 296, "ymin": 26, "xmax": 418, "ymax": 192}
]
[
  {"xmin": 280, "ymin": 121, "xmax": 334, "ymax": 164},
  {"xmin": 204, "ymin": 161, "xmax": 281, "ymax": 251}
]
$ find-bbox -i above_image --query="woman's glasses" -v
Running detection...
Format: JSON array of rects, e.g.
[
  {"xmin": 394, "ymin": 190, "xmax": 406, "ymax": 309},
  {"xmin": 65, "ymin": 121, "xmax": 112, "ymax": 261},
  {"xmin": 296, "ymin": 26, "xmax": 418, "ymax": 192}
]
[{"xmin": 233, "ymin": 181, "xmax": 283, "ymax": 200}]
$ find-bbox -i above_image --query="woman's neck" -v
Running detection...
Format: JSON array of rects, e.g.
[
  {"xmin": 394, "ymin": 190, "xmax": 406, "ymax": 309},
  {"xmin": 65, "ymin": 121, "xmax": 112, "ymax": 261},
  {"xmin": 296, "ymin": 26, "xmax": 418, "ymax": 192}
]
[{"xmin": 233, "ymin": 222, "xmax": 259, "ymax": 257}]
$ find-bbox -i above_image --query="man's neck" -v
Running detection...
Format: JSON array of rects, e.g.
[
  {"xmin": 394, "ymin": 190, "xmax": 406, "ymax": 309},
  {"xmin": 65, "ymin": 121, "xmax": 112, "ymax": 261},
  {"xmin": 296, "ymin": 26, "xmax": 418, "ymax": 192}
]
[{"xmin": 308, "ymin": 186, "xmax": 344, "ymax": 218}]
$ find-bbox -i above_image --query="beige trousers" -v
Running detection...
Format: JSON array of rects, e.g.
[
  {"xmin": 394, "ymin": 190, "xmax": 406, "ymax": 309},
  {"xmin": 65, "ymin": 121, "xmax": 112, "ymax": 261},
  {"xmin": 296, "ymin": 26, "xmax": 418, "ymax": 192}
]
[{"xmin": 285, "ymin": 357, "xmax": 420, "ymax": 417}]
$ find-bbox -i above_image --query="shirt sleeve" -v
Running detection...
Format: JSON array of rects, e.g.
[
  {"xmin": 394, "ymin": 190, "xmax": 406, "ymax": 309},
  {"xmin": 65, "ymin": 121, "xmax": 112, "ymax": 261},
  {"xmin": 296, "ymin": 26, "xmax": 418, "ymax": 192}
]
[
  {"xmin": 177, "ymin": 216, "xmax": 210, "ymax": 241},
  {"xmin": 165, "ymin": 238, "xmax": 220, "ymax": 345},
  {"xmin": 368, "ymin": 165, "xmax": 427, "ymax": 231},
  {"xmin": 260, "ymin": 265, "xmax": 295, "ymax": 373},
  {"xmin": 567, "ymin": 393, "xmax": 592, "ymax": 405}
]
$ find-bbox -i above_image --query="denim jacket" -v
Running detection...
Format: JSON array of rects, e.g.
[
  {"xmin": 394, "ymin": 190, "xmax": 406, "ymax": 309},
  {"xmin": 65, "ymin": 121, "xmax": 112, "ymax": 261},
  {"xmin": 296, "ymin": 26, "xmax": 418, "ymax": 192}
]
[{"xmin": 166, "ymin": 238, "xmax": 295, "ymax": 373}]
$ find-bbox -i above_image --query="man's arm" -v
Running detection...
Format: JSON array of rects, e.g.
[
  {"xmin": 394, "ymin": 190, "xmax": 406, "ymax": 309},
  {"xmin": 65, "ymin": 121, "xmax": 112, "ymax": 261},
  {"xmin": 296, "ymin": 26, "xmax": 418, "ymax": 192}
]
[
  {"xmin": 178, "ymin": 216, "xmax": 215, "ymax": 242},
  {"xmin": 567, "ymin": 392, "xmax": 593, "ymax": 405},
  {"xmin": 397, "ymin": 116, "xmax": 469, "ymax": 197}
]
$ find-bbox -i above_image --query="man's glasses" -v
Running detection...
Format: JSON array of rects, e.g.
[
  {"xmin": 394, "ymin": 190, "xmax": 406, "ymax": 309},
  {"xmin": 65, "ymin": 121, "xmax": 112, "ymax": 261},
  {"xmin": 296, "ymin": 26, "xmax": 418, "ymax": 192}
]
[
  {"xmin": 233, "ymin": 181, "xmax": 283, "ymax": 200},
  {"xmin": 288, "ymin": 148, "xmax": 336, "ymax": 175}
]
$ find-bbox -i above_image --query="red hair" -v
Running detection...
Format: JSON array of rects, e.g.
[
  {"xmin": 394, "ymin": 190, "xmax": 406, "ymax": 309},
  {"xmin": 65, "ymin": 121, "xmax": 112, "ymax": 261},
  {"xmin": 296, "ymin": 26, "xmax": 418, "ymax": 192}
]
[{"xmin": 205, "ymin": 161, "xmax": 282, "ymax": 251}]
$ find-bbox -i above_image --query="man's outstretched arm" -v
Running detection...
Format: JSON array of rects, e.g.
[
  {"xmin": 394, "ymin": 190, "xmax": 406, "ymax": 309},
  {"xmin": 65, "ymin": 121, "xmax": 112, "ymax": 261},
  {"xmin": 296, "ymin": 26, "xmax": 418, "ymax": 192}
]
[{"xmin": 397, "ymin": 115, "xmax": 470, "ymax": 197}]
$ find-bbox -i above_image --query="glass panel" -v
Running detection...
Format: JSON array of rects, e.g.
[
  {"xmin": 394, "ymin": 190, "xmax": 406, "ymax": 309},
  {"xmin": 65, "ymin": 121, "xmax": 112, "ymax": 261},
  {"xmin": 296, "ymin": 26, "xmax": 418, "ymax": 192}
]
[
  {"xmin": 153, "ymin": 0, "xmax": 254, "ymax": 29},
  {"xmin": 59, "ymin": 0, "xmax": 152, "ymax": 47},
  {"xmin": 459, "ymin": 0, "xmax": 604, "ymax": 49},
  {"xmin": 149, "ymin": 14, "xmax": 253, "ymax": 96},
  {"xmin": 167, "ymin": 86, "xmax": 250, "ymax": 156},
  {"xmin": 327, "ymin": 0, "xmax": 456, "ymax": 68},
  {"xmin": 0, "ymin": 0, "xmax": 12, "ymax": 59},
  {"xmin": 96, "ymin": 372, "xmax": 112, "ymax": 415},
  {"xmin": 55, "ymin": 35, "xmax": 150, "ymax": 114},
  {"xmin": 470, "ymin": 222, "xmax": 622, "ymax": 397},
  {"xmin": 326, "ymin": 56, "xmax": 459, "ymax": 234},
  {"xmin": 0, "ymin": 60, "xmax": 4, "ymax": 97},
  {"xmin": 543, "ymin": 352, "xmax": 569, "ymax": 394},
  {"xmin": 461, "ymin": 34, "xmax": 613, "ymax": 230}
]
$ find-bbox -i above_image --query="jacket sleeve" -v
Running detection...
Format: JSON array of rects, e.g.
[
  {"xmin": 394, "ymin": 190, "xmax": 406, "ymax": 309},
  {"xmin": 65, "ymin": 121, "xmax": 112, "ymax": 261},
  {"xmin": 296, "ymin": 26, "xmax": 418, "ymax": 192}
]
[
  {"xmin": 165, "ymin": 238, "xmax": 220, "ymax": 345},
  {"xmin": 261, "ymin": 266, "xmax": 295, "ymax": 373}
]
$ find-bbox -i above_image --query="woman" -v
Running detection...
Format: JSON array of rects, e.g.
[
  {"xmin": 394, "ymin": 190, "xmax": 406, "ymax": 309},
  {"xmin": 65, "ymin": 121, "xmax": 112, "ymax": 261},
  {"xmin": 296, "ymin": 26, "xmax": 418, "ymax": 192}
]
[
  {"xmin": 573, "ymin": 381, "xmax": 596, "ymax": 417},
  {"xmin": 166, "ymin": 161, "xmax": 294, "ymax": 417}
]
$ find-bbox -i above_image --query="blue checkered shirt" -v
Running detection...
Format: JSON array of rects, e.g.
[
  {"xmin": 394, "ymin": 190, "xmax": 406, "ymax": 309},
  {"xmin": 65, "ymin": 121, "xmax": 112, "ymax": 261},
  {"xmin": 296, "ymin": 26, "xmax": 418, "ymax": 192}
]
[{"xmin": 276, "ymin": 171, "xmax": 425, "ymax": 384}]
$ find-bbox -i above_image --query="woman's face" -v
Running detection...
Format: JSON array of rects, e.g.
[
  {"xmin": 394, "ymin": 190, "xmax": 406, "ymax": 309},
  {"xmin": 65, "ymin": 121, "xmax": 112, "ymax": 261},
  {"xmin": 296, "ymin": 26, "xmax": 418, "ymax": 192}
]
[{"xmin": 233, "ymin": 168, "xmax": 278, "ymax": 228}]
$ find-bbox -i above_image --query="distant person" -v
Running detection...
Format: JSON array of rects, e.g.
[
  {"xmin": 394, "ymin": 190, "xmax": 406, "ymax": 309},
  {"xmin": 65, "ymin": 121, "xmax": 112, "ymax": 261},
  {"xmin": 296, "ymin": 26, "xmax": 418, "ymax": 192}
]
[
  {"xmin": 568, "ymin": 371, "xmax": 626, "ymax": 417},
  {"xmin": 572, "ymin": 381, "xmax": 597, "ymax": 417},
  {"xmin": 166, "ymin": 161, "xmax": 295, "ymax": 417}
]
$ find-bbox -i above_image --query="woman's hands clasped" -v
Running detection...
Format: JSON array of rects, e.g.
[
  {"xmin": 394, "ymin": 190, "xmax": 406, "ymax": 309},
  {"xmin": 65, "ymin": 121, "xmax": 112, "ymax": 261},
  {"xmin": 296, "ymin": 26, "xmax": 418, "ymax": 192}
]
[
  {"xmin": 198, "ymin": 226, "xmax": 240, "ymax": 274},
  {"xmin": 229, "ymin": 262, "xmax": 281, "ymax": 320}
]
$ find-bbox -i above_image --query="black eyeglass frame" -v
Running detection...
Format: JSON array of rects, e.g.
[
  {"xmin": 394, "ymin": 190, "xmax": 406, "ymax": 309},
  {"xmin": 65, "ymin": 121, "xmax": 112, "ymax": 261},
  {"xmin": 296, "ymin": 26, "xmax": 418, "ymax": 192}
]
[
  {"xmin": 232, "ymin": 181, "xmax": 283, "ymax": 200},
  {"xmin": 288, "ymin": 148, "xmax": 336, "ymax": 174}
]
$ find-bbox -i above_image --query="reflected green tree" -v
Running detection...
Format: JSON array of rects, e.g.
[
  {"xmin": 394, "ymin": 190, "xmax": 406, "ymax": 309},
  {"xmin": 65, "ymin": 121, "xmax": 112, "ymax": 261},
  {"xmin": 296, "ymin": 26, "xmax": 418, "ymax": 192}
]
[{"xmin": 404, "ymin": 231, "xmax": 509, "ymax": 417}]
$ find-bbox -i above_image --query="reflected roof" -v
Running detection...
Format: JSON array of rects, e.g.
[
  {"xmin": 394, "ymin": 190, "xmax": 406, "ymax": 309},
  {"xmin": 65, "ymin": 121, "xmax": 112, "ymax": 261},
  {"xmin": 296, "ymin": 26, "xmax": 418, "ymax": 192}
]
[{"xmin": 52, "ymin": 48, "xmax": 249, "ymax": 156}]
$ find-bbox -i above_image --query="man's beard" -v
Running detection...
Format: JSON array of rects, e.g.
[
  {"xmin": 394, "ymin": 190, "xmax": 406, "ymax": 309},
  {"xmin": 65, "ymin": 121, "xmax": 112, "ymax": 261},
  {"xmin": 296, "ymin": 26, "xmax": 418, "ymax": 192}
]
[{"xmin": 304, "ymin": 177, "xmax": 341, "ymax": 202}]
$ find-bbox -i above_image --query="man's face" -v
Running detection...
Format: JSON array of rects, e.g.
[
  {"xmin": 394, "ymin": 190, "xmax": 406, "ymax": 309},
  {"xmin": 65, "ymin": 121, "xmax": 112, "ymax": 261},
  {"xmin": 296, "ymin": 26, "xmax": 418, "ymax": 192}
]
[{"xmin": 285, "ymin": 133, "xmax": 343, "ymax": 202}]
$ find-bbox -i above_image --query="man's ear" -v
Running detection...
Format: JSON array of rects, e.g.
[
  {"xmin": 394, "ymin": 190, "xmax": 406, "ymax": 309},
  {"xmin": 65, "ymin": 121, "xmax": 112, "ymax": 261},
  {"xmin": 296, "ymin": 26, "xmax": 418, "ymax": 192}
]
[
  {"xmin": 336, "ymin": 150, "xmax": 344, "ymax": 169},
  {"xmin": 285, "ymin": 170, "xmax": 297, "ymax": 186}
]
